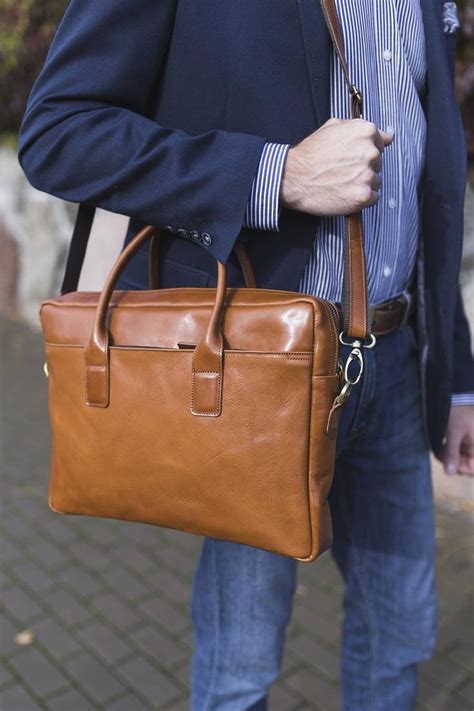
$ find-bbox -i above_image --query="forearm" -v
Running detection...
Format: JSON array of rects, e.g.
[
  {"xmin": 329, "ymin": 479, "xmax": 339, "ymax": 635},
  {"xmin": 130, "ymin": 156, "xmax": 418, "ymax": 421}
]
[
  {"xmin": 19, "ymin": 105, "xmax": 266, "ymax": 263},
  {"xmin": 18, "ymin": 0, "xmax": 266, "ymax": 264}
]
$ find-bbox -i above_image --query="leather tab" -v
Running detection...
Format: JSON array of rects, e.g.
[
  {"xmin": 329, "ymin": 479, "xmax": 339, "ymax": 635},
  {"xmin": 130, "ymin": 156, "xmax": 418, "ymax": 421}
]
[
  {"xmin": 84, "ymin": 332, "xmax": 109, "ymax": 407},
  {"xmin": 85, "ymin": 363, "xmax": 109, "ymax": 407},
  {"xmin": 326, "ymin": 397, "xmax": 344, "ymax": 438},
  {"xmin": 191, "ymin": 370, "xmax": 222, "ymax": 417}
]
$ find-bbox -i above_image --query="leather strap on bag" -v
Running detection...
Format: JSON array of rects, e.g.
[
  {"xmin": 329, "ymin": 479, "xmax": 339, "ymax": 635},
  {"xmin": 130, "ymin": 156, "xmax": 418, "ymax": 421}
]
[{"xmin": 320, "ymin": 0, "xmax": 370, "ymax": 342}]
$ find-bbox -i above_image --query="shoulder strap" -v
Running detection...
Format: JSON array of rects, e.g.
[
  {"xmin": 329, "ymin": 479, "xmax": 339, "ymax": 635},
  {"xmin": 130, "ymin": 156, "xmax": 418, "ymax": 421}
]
[
  {"xmin": 61, "ymin": 204, "xmax": 95, "ymax": 294},
  {"xmin": 320, "ymin": 0, "xmax": 370, "ymax": 340}
]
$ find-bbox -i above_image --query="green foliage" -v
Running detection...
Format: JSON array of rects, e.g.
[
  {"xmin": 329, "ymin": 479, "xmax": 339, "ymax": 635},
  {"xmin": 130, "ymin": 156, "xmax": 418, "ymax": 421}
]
[
  {"xmin": 0, "ymin": 0, "xmax": 67, "ymax": 135},
  {"xmin": 1, "ymin": 0, "xmax": 473, "ymax": 161}
]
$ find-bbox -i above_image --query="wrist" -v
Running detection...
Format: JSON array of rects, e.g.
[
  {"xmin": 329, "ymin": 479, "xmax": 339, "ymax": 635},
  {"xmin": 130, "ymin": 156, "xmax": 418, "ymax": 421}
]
[
  {"xmin": 280, "ymin": 145, "xmax": 305, "ymax": 211},
  {"xmin": 244, "ymin": 142, "xmax": 291, "ymax": 231}
]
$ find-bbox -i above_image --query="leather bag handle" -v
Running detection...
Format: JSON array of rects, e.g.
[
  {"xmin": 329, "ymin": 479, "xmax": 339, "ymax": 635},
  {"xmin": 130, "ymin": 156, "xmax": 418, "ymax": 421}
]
[
  {"xmin": 320, "ymin": 0, "xmax": 370, "ymax": 341},
  {"xmin": 85, "ymin": 224, "xmax": 228, "ymax": 415}
]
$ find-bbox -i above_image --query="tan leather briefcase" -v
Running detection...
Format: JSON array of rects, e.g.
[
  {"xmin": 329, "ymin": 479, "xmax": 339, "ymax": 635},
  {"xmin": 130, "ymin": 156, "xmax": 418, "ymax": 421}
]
[{"xmin": 40, "ymin": 0, "xmax": 373, "ymax": 561}]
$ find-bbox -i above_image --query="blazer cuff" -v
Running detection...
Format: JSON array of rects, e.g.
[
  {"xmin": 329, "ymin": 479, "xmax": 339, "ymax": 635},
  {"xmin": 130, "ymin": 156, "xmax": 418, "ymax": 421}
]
[
  {"xmin": 451, "ymin": 393, "xmax": 474, "ymax": 407},
  {"xmin": 243, "ymin": 142, "xmax": 290, "ymax": 231}
]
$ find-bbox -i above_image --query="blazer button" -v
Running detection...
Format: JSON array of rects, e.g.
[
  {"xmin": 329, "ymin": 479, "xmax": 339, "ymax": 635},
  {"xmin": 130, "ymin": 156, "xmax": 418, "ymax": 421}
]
[
  {"xmin": 190, "ymin": 230, "xmax": 202, "ymax": 243},
  {"xmin": 177, "ymin": 228, "xmax": 189, "ymax": 240},
  {"xmin": 163, "ymin": 225, "xmax": 174, "ymax": 232},
  {"xmin": 202, "ymin": 232, "xmax": 213, "ymax": 246}
]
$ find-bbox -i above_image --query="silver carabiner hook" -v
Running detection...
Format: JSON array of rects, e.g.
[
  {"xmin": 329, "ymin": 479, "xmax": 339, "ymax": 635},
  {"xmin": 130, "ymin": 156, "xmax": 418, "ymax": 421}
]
[{"xmin": 344, "ymin": 347, "xmax": 364, "ymax": 386}]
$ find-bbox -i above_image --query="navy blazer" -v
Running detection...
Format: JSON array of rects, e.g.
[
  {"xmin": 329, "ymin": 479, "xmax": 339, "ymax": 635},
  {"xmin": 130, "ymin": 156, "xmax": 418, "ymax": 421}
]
[{"xmin": 18, "ymin": 0, "xmax": 473, "ymax": 454}]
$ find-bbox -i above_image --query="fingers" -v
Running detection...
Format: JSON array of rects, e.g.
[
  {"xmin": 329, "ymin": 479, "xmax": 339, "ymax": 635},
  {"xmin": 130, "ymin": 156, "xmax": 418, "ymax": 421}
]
[
  {"xmin": 366, "ymin": 189, "xmax": 380, "ymax": 208},
  {"xmin": 442, "ymin": 406, "xmax": 474, "ymax": 477},
  {"xmin": 370, "ymin": 173, "xmax": 382, "ymax": 191},
  {"xmin": 458, "ymin": 436, "xmax": 474, "ymax": 476},
  {"xmin": 380, "ymin": 130, "xmax": 395, "ymax": 148},
  {"xmin": 458, "ymin": 458, "xmax": 474, "ymax": 476},
  {"xmin": 354, "ymin": 168, "xmax": 382, "ymax": 210},
  {"xmin": 442, "ymin": 429, "xmax": 462, "ymax": 476},
  {"xmin": 369, "ymin": 154, "xmax": 383, "ymax": 173},
  {"xmin": 358, "ymin": 120, "xmax": 394, "ymax": 153},
  {"xmin": 372, "ymin": 129, "xmax": 385, "ymax": 154}
]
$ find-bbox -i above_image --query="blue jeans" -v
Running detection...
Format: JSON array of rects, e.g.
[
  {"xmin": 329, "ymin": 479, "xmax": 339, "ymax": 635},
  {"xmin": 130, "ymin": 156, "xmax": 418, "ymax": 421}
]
[{"xmin": 191, "ymin": 322, "xmax": 437, "ymax": 710}]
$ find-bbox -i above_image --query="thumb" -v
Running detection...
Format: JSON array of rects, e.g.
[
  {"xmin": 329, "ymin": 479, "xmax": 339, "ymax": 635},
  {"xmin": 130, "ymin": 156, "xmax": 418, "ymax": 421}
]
[
  {"xmin": 442, "ymin": 429, "xmax": 462, "ymax": 476},
  {"xmin": 380, "ymin": 130, "xmax": 394, "ymax": 147}
]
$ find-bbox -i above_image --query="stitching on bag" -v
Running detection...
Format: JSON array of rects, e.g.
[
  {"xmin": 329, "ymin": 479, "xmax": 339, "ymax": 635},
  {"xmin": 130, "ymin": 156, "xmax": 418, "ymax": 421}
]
[
  {"xmin": 85, "ymin": 364, "xmax": 107, "ymax": 406},
  {"xmin": 307, "ymin": 302, "xmax": 317, "ymax": 557},
  {"xmin": 85, "ymin": 364, "xmax": 108, "ymax": 406},
  {"xmin": 42, "ymin": 293, "xmax": 325, "ymax": 309},
  {"xmin": 191, "ymin": 330, "xmax": 223, "ymax": 416},
  {"xmin": 190, "ymin": 368, "xmax": 222, "ymax": 416},
  {"xmin": 348, "ymin": 220, "xmax": 355, "ymax": 334},
  {"xmin": 44, "ymin": 343, "xmax": 314, "ymax": 357},
  {"xmin": 321, "ymin": 301, "xmax": 339, "ymax": 373}
]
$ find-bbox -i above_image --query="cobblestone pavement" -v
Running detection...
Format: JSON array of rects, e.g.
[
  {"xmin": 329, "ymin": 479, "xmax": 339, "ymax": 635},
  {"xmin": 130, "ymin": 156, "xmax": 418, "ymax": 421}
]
[{"xmin": 1, "ymin": 316, "xmax": 473, "ymax": 711}]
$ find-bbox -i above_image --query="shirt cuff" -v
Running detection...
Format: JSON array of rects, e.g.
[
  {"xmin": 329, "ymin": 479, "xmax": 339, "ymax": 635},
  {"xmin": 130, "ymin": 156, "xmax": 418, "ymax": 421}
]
[
  {"xmin": 243, "ymin": 142, "xmax": 290, "ymax": 231},
  {"xmin": 451, "ymin": 393, "xmax": 474, "ymax": 406}
]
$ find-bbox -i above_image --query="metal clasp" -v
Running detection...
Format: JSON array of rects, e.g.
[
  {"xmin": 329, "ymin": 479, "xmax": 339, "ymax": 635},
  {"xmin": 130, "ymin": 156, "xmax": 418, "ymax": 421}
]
[
  {"xmin": 335, "ymin": 332, "xmax": 377, "ymax": 405},
  {"xmin": 344, "ymin": 346, "xmax": 364, "ymax": 386},
  {"xmin": 350, "ymin": 84, "xmax": 363, "ymax": 113},
  {"xmin": 339, "ymin": 333, "xmax": 376, "ymax": 350}
]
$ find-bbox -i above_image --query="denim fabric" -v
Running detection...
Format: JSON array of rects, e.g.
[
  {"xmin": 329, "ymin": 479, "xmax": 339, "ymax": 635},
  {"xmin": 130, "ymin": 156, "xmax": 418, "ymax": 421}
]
[{"xmin": 191, "ymin": 321, "xmax": 436, "ymax": 711}]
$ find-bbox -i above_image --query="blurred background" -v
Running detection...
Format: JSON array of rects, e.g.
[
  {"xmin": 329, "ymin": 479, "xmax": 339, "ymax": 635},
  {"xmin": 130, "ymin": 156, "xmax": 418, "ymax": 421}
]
[{"xmin": 0, "ymin": 2, "xmax": 473, "ymax": 710}]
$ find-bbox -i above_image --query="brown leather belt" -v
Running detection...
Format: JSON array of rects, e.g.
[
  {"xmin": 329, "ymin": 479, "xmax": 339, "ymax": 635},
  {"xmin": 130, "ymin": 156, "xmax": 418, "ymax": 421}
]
[{"xmin": 336, "ymin": 290, "xmax": 416, "ymax": 338}]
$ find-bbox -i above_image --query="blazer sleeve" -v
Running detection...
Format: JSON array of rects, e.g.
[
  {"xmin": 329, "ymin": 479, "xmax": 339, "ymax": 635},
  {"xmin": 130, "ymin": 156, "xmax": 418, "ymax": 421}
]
[
  {"xmin": 17, "ymin": 0, "xmax": 267, "ymax": 264},
  {"xmin": 452, "ymin": 286, "xmax": 474, "ymax": 396}
]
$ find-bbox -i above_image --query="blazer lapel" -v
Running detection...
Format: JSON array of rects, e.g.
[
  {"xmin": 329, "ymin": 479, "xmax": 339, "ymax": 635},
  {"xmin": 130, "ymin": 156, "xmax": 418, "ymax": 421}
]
[
  {"xmin": 419, "ymin": 0, "xmax": 466, "ymax": 203},
  {"xmin": 297, "ymin": 0, "xmax": 331, "ymax": 127}
]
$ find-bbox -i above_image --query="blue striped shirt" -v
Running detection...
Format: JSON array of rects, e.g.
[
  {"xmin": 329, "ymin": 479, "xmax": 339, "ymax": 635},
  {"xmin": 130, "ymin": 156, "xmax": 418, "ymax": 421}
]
[{"xmin": 243, "ymin": 0, "xmax": 472, "ymax": 406}]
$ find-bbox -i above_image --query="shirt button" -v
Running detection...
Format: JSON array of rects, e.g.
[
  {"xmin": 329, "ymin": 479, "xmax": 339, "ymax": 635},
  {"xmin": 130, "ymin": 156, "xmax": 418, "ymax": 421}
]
[
  {"xmin": 202, "ymin": 232, "xmax": 213, "ymax": 246},
  {"xmin": 387, "ymin": 125, "xmax": 395, "ymax": 134},
  {"xmin": 383, "ymin": 265, "xmax": 392, "ymax": 278},
  {"xmin": 388, "ymin": 198, "xmax": 396, "ymax": 209},
  {"xmin": 383, "ymin": 49, "xmax": 392, "ymax": 61}
]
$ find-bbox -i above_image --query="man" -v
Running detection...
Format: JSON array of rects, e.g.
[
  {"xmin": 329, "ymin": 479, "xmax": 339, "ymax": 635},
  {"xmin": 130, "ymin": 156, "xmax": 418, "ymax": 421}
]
[{"xmin": 18, "ymin": 0, "xmax": 474, "ymax": 708}]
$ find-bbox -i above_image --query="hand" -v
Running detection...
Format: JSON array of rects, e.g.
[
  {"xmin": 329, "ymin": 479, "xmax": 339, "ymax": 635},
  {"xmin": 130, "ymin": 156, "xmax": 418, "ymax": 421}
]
[
  {"xmin": 442, "ymin": 405, "xmax": 474, "ymax": 477},
  {"xmin": 280, "ymin": 118, "xmax": 394, "ymax": 216}
]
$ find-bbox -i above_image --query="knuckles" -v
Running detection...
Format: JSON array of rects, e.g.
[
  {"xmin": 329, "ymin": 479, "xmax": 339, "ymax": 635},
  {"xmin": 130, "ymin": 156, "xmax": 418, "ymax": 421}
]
[{"xmin": 355, "ymin": 184, "xmax": 374, "ymax": 205}]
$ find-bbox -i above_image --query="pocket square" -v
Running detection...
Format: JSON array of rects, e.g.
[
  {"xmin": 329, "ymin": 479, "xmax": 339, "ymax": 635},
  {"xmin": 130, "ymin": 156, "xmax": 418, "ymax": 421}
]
[{"xmin": 442, "ymin": 2, "xmax": 460, "ymax": 33}]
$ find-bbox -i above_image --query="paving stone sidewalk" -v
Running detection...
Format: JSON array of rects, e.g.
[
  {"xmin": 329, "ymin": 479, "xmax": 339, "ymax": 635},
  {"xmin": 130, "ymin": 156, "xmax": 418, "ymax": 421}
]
[{"xmin": 1, "ymin": 316, "xmax": 473, "ymax": 711}]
